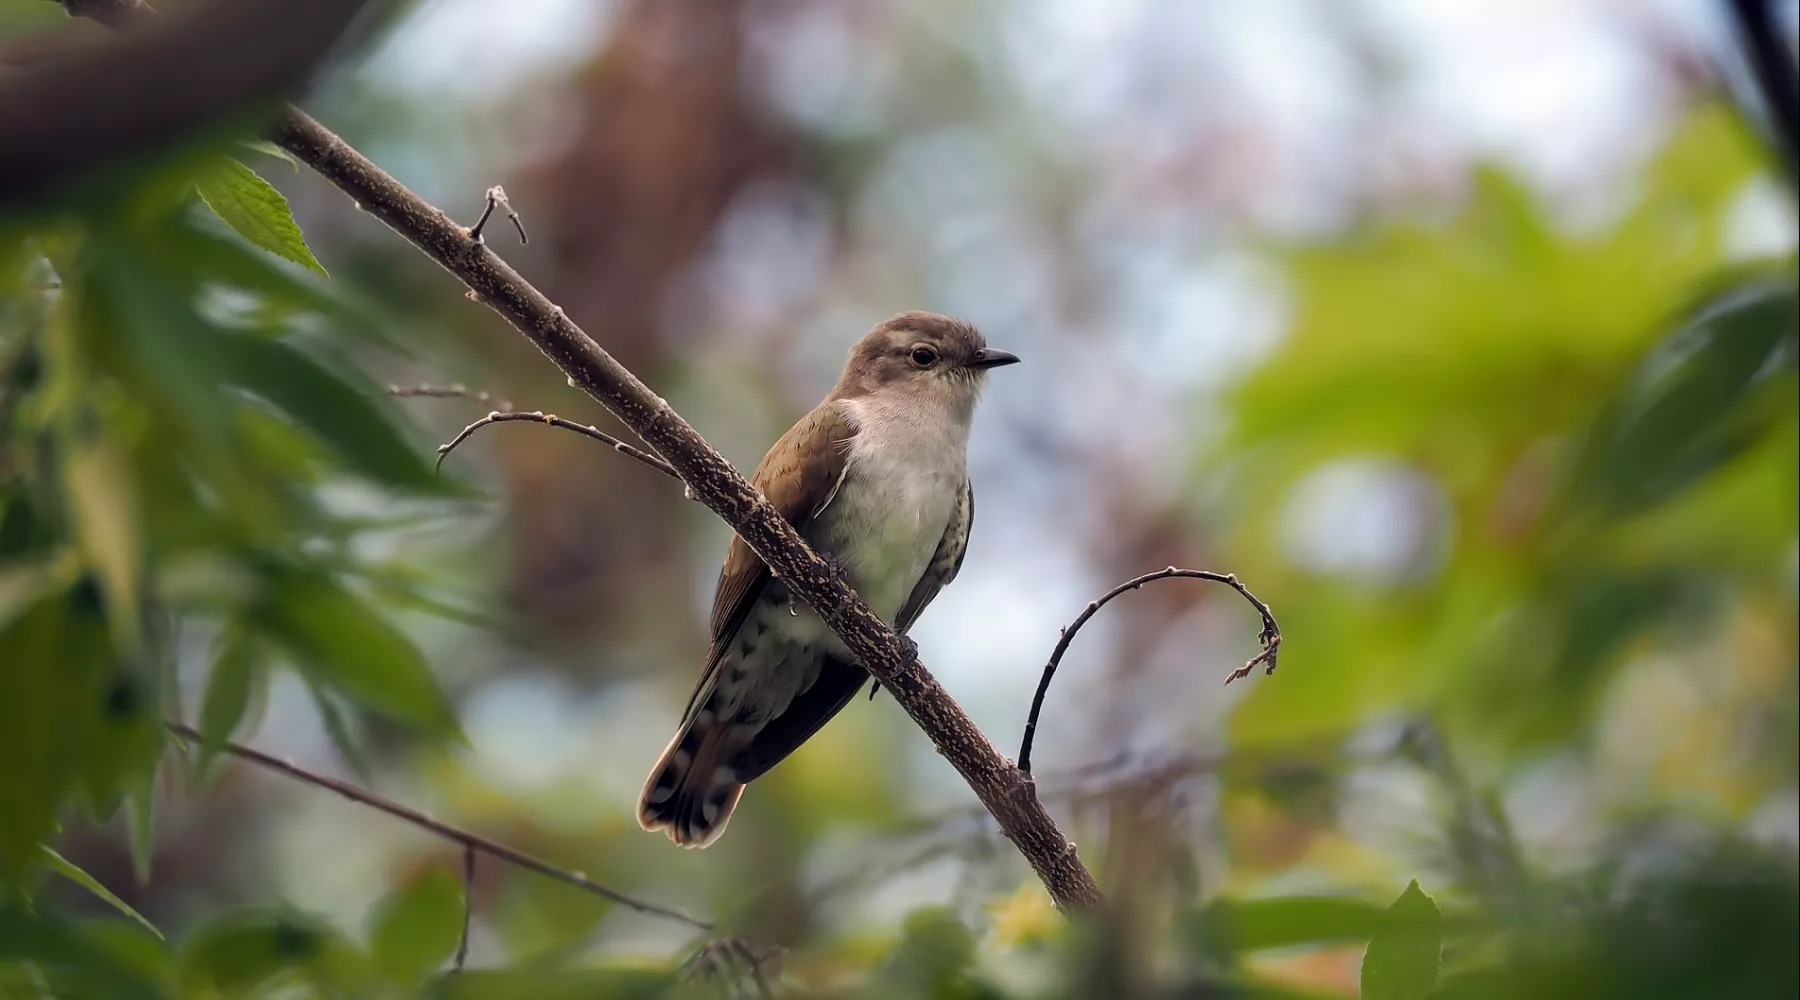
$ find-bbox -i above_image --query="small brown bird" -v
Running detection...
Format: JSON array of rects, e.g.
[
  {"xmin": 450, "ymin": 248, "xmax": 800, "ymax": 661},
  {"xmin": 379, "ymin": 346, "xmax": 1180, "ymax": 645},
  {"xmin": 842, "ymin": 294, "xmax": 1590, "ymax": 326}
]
[{"xmin": 637, "ymin": 311, "xmax": 1019, "ymax": 847}]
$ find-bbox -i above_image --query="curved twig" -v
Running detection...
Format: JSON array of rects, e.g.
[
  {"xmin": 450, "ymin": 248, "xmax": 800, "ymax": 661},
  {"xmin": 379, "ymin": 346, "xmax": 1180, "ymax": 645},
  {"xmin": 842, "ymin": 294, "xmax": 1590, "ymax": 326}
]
[
  {"xmin": 433, "ymin": 410, "xmax": 679, "ymax": 479},
  {"xmin": 166, "ymin": 723, "xmax": 711, "ymax": 932},
  {"xmin": 1016, "ymin": 567, "xmax": 1279, "ymax": 775}
]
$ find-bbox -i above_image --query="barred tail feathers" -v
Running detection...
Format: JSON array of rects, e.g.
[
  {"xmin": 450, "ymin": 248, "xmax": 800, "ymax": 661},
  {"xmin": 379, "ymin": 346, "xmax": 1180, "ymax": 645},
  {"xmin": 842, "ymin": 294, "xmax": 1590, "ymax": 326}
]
[{"xmin": 636, "ymin": 713, "xmax": 747, "ymax": 849}]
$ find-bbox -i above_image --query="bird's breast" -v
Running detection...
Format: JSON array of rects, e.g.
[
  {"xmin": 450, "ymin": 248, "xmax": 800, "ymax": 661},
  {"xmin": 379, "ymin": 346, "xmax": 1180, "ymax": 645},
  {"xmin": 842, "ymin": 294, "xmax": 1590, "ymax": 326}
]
[{"xmin": 811, "ymin": 407, "xmax": 967, "ymax": 623}]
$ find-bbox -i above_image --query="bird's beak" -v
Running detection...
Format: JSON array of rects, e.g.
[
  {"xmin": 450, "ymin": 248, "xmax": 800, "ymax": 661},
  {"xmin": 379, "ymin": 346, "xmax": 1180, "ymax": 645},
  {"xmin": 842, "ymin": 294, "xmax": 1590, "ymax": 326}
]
[{"xmin": 966, "ymin": 347, "xmax": 1021, "ymax": 370}]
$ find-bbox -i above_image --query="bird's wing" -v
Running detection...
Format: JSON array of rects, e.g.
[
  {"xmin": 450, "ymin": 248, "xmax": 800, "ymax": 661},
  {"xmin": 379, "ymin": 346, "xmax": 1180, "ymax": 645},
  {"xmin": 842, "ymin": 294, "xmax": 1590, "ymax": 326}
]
[
  {"xmin": 868, "ymin": 477, "xmax": 973, "ymax": 702},
  {"xmin": 678, "ymin": 401, "xmax": 855, "ymax": 722},
  {"xmin": 895, "ymin": 476, "xmax": 973, "ymax": 633}
]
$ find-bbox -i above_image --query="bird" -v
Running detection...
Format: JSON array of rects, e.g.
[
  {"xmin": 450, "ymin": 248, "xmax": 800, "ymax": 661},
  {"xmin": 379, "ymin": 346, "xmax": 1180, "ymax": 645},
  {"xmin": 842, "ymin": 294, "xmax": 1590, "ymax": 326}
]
[{"xmin": 636, "ymin": 311, "xmax": 1020, "ymax": 847}]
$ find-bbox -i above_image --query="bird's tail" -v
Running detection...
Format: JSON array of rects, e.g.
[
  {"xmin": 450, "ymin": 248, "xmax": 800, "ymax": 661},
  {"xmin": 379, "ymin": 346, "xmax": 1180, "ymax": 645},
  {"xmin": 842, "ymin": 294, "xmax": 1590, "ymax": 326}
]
[{"xmin": 636, "ymin": 715, "xmax": 746, "ymax": 848}]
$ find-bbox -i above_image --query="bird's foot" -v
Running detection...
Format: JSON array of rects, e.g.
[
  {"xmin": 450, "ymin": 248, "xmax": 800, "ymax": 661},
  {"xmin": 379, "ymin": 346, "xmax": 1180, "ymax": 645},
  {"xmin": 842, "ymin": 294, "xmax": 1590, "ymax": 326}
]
[{"xmin": 819, "ymin": 551, "xmax": 852, "ymax": 588}]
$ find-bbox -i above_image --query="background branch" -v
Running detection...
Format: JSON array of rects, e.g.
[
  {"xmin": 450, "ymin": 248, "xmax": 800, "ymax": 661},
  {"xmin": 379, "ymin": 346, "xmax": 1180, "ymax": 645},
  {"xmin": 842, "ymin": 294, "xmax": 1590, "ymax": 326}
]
[
  {"xmin": 1017, "ymin": 568, "xmax": 1280, "ymax": 775},
  {"xmin": 165, "ymin": 723, "xmax": 711, "ymax": 934},
  {"xmin": 1724, "ymin": 0, "xmax": 1799, "ymax": 182}
]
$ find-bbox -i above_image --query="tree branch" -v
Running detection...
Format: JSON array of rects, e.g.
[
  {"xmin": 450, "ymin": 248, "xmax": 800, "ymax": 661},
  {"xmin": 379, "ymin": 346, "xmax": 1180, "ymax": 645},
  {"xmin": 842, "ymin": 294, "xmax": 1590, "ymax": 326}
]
[
  {"xmin": 1017, "ymin": 568, "xmax": 1279, "ymax": 775},
  {"xmin": 67, "ymin": 0, "xmax": 1134, "ymax": 910},
  {"xmin": 166, "ymin": 722, "xmax": 711, "ymax": 933}
]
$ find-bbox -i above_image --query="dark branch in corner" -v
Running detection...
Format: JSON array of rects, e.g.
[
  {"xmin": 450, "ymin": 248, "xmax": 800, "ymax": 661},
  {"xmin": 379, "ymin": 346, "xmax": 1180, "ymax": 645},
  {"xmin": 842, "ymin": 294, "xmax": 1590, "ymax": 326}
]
[
  {"xmin": 166, "ymin": 723, "xmax": 711, "ymax": 933},
  {"xmin": 1, "ymin": 0, "xmax": 373, "ymax": 205},
  {"xmin": 1016, "ymin": 568, "xmax": 1280, "ymax": 776},
  {"xmin": 1724, "ymin": 0, "xmax": 1799, "ymax": 182}
]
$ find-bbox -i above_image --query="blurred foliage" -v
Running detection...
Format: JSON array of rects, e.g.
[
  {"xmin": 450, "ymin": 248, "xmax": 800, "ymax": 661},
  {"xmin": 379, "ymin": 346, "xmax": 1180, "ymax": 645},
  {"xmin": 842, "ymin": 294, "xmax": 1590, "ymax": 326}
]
[
  {"xmin": 1, "ymin": 0, "xmax": 1795, "ymax": 993},
  {"xmin": 1, "ymin": 127, "xmax": 477, "ymax": 994},
  {"xmin": 1215, "ymin": 105, "xmax": 1797, "ymax": 755}
]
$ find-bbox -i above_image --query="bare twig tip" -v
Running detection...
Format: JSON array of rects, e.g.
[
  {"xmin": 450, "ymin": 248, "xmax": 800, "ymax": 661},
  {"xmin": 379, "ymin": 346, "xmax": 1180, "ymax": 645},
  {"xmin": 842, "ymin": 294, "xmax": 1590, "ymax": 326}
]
[{"xmin": 1017, "ymin": 566, "xmax": 1281, "ymax": 773}]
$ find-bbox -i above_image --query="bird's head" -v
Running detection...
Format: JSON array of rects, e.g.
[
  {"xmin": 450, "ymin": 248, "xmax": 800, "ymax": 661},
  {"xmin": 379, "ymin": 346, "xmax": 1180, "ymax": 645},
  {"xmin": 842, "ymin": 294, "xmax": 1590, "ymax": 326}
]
[{"xmin": 835, "ymin": 311, "xmax": 1020, "ymax": 416}]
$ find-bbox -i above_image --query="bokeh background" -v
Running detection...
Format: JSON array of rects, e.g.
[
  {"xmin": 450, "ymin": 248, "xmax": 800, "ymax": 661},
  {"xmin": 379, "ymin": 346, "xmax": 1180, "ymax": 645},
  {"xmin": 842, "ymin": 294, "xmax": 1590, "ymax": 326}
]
[{"xmin": 2, "ymin": 0, "xmax": 1796, "ymax": 997}]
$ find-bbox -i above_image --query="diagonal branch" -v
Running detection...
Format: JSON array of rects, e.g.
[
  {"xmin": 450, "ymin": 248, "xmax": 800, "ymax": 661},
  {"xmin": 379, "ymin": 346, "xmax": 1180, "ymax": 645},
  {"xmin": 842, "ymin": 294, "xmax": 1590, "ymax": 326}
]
[
  {"xmin": 1016, "ymin": 568, "xmax": 1280, "ymax": 775},
  {"xmin": 166, "ymin": 722, "xmax": 710, "ymax": 932},
  {"xmin": 66, "ymin": 0, "xmax": 1130, "ymax": 910}
]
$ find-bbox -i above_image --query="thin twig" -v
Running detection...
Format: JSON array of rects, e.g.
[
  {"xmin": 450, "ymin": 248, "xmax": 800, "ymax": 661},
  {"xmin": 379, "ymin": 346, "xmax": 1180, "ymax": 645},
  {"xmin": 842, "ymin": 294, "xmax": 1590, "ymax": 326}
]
[
  {"xmin": 455, "ymin": 843, "xmax": 476, "ymax": 971},
  {"xmin": 165, "ymin": 722, "xmax": 711, "ymax": 932},
  {"xmin": 681, "ymin": 939, "xmax": 784, "ymax": 998},
  {"xmin": 434, "ymin": 410, "xmax": 679, "ymax": 479},
  {"xmin": 386, "ymin": 383, "xmax": 676, "ymax": 478},
  {"xmin": 467, "ymin": 185, "xmax": 528, "ymax": 246},
  {"xmin": 1016, "ymin": 567, "xmax": 1280, "ymax": 775},
  {"xmin": 388, "ymin": 383, "xmax": 513, "ymax": 412}
]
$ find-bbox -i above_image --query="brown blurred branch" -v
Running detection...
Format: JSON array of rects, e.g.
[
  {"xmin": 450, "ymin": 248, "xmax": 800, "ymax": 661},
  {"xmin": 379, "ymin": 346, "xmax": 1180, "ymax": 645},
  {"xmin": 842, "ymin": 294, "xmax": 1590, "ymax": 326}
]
[
  {"xmin": 166, "ymin": 722, "xmax": 711, "ymax": 933},
  {"xmin": 1017, "ymin": 568, "xmax": 1280, "ymax": 775},
  {"xmin": 71, "ymin": 1, "xmax": 1109, "ymax": 910},
  {"xmin": 1, "ymin": 0, "xmax": 374, "ymax": 205}
]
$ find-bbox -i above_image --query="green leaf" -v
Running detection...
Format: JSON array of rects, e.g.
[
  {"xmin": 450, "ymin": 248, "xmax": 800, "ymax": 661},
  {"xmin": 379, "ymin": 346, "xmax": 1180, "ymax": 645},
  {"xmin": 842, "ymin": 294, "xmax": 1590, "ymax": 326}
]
[
  {"xmin": 236, "ymin": 140, "xmax": 299, "ymax": 171},
  {"xmin": 193, "ymin": 158, "xmax": 327, "ymax": 275},
  {"xmin": 179, "ymin": 908, "xmax": 385, "ymax": 997},
  {"xmin": 209, "ymin": 330, "xmax": 444, "ymax": 493},
  {"xmin": 308, "ymin": 682, "xmax": 376, "ymax": 786},
  {"xmin": 1202, "ymin": 895, "xmax": 1390, "ymax": 953},
  {"xmin": 1571, "ymin": 279, "xmax": 1799, "ymax": 515},
  {"xmin": 123, "ymin": 766, "xmax": 155, "ymax": 887},
  {"xmin": 0, "ymin": 558, "xmax": 56, "ymax": 633},
  {"xmin": 195, "ymin": 630, "xmax": 259, "ymax": 779},
  {"xmin": 1360, "ymin": 881, "xmax": 1441, "ymax": 1000},
  {"xmin": 260, "ymin": 566, "xmax": 460, "ymax": 739},
  {"xmin": 368, "ymin": 866, "xmax": 465, "ymax": 984},
  {"xmin": 879, "ymin": 906, "xmax": 978, "ymax": 993},
  {"xmin": 37, "ymin": 846, "xmax": 162, "ymax": 939},
  {"xmin": 60, "ymin": 427, "xmax": 140, "ymax": 650},
  {"xmin": 0, "ymin": 904, "xmax": 168, "ymax": 1000},
  {"xmin": 0, "ymin": 585, "xmax": 118, "ymax": 880},
  {"xmin": 179, "ymin": 909, "xmax": 329, "ymax": 994}
]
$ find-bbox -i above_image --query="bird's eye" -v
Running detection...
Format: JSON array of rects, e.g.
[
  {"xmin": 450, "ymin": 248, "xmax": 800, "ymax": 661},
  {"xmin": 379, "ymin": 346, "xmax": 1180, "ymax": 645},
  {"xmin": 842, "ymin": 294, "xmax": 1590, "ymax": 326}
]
[{"xmin": 909, "ymin": 346, "xmax": 938, "ymax": 368}]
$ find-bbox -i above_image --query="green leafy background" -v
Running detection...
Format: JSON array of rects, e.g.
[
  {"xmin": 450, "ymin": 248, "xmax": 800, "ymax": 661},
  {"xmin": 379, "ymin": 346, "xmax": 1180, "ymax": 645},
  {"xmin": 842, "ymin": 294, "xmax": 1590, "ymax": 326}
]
[{"xmin": 2, "ymin": 1, "xmax": 1795, "ymax": 998}]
